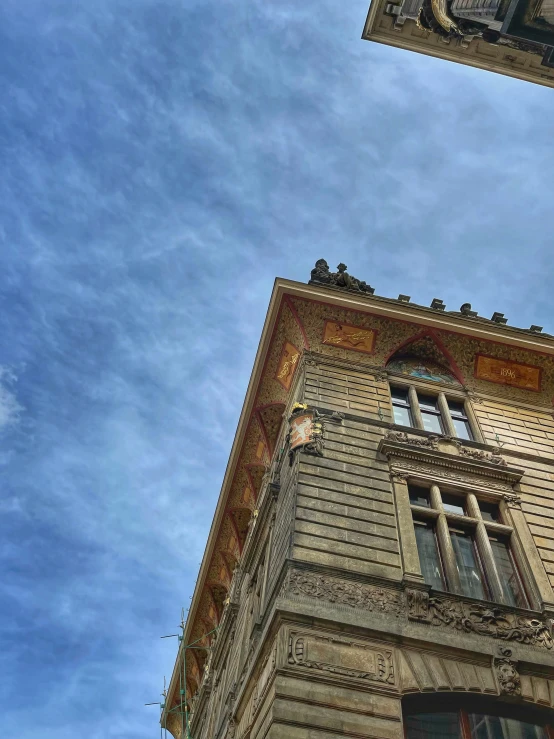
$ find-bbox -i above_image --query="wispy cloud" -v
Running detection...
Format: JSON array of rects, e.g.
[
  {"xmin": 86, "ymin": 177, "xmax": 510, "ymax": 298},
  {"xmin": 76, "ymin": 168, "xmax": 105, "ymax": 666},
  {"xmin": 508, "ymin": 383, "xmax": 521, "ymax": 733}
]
[{"xmin": 0, "ymin": 0, "xmax": 553, "ymax": 736}]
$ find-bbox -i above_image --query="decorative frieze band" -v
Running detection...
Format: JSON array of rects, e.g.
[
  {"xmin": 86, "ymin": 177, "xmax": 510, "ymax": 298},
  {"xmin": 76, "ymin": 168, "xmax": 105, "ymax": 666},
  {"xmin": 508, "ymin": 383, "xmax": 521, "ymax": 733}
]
[
  {"xmin": 280, "ymin": 569, "xmax": 553, "ymax": 651},
  {"xmin": 379, "ymin": 432, "xmax": 523, "ymax": 491},
  {"xmin": 285, "ymin": 568, "xmax": 404, "ymax": 616},
  {"xmin": 406, "ymin": 589, "xmax": 553, "ymax": 651}
]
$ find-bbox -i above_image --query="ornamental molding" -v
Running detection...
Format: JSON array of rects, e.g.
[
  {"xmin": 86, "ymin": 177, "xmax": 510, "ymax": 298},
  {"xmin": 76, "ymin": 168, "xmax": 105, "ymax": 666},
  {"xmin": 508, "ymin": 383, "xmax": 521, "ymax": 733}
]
[
  {"xmin": 389, "ymin": 461, "xmax": 516, "ymax": 493},
  {"xmin": 283, "ymin": 568, "xmax": 404, "ymax": 616},
  {"xmin": 280, "ymin": 570, "xmax": 553, "ymax": 652},
  {"xmin": 288, "ymin": 632, "xmax": 395, "ymax": 685},
  {"xmin": 406, "ymin": 590, "xmax": 553, "ymax": 651},
  {"xmin": 380, "ymin": 434, "xmax": 523, "ymax": 488},
  {"xmin": 494, "ymin": 648, "xmax": 521, "ymax": 697}
]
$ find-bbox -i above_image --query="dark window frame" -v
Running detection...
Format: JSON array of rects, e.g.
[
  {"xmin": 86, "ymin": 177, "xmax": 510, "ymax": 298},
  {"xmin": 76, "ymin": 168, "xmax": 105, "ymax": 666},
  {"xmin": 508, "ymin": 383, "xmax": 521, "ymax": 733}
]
[
  {"xmin": 404, "ymin": 706, "xmax": 554, "ymax": 739},
  {"xmin": 409, "ymin": 483, "xmax": 531, "ymax": 609},
  {"xmin": 389, "ymin": 382, "xmax": 476, "ymax": 441}
]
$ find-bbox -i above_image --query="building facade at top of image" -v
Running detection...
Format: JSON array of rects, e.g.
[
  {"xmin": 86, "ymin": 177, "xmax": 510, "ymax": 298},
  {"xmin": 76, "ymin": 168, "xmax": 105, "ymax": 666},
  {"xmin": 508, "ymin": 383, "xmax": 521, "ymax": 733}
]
[
  {"xmin": 363, "ymin": 0, "xmax": 554, "ymax": 87},
  {"xmin": 161, "ymin": 261, "xmax": 554, "ymax": 739}
]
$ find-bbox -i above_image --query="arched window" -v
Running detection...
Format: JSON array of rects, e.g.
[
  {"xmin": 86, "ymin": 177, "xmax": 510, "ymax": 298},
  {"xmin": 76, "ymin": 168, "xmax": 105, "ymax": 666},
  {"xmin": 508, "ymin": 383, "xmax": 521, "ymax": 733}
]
[{"xmin": 403, "ymin": 695, "xmax": 554, "ymax": 739}]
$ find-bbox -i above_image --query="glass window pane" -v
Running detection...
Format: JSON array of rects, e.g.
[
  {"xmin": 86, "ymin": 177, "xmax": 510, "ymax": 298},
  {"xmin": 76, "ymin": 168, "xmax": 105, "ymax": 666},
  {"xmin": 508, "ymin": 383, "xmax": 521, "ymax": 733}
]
[
  {"xmin": 479, "ymin": 502, "xmax": 500, "ymax": 522},
  {"xmin": 451, "ymin": 532, "xmax": 486, "ymax": 600},
  {"xmin": 447, "ymin": 399, "xmax": 466, "ymax": 416},
  {"xmin": 421, "ymin": 411, "xmax": 444, "ymax": 434},
  {"xmin": 452, "ymin": 417, "xmax": 473, "ymax": 440},
  {"xmin": 414, "ymin": 524, "xmax": 445, "ymax": 591},
  {"xmin": 409, "ymin": 485, "xmax": 431, "ymax": 508},
  {"xmin": 391, "ymin": 386, "xmax": 409, "ymax": 403},
  {"xmin": 442, "ymin": 494, "xmax": 465, "ymax": 516},
  {"xmin": 393, "ymin": 405, "xmax": 413, "ymax": 426},
  {"xmin": 418, "ymin": 394, "xmax": 439, "ymax": 411},
  {"xmin": 489, "ymin": 539, "xmax": 528, "ymax": 608},
  {"xmin": 405, "ymin": 713, "xmax": 461, "ymax": 739},
  {"xmin": 469, "ymin": 714, "xmax": 547, "ymax": 739}
]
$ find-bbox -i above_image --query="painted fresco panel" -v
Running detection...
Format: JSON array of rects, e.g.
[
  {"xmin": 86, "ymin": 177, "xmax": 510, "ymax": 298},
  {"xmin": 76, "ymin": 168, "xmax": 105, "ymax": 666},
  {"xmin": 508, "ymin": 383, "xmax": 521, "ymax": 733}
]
[
  {"xmin": 275, "ymin": 341, "xmax": 300, "ymax": 391},
  {"xmin": 322, "ymin": 321, "xmax": 376, "ymax": 355},
  {"xmin": 475, "ymin": 354, "xmax": 542, "ymax": 392}
]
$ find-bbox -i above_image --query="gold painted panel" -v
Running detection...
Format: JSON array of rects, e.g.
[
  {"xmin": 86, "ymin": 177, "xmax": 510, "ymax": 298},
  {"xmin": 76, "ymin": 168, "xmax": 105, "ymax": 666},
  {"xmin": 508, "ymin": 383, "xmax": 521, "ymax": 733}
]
[
  {"xmin": 475, "ymin": 354, "xmax": 542, "ymax": 392},
  {"xmin": 322, "ymin": 321, "xmax": 376, "ymax": 354},
  {"xmin": 275, "ymin": 341, "xmax": 300, "ymax": 390}
]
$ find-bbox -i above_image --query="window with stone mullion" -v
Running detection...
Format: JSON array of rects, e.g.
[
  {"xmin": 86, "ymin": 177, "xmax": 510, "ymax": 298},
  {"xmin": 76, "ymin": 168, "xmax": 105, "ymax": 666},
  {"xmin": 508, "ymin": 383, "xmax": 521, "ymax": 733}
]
[
  {"xmin": 389, "ymin": 384, "xmax": 474, "ymax": 440},
  {"xmin": 409, "ymin": 484, "xmax": 529, "ymax": 608}
]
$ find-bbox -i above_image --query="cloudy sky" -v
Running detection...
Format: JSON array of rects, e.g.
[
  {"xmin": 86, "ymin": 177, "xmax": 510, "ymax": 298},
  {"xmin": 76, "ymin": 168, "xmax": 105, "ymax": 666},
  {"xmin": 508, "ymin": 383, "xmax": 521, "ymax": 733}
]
[{"xmin": 1, "ymin": 0, "xmax": 553, "ymax": 736}]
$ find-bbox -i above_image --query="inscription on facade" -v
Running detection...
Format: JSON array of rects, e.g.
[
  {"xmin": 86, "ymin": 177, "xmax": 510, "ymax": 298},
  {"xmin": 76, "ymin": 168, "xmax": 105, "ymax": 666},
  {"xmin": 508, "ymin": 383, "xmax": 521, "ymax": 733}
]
[{"xmin": 474, "ymin": 355, "xmax": 541, "ymax": 391}]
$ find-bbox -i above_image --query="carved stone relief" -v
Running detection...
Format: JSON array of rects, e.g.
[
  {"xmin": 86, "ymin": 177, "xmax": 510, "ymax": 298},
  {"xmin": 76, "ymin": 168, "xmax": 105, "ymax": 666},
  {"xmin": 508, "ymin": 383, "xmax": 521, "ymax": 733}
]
[
  {"xmin": 390, "ymin": 461, "xmax": 514, "ymax": 492},
  {"xmin": 385, "ymin": 429, "xmax": 440, "ymax": 450},
  {"xmin": 284, "ymin": 569, "xmax": 404, "ymax": 616},
  {"xmin": 408, "ymin": 594, "xmax": 553, "ymax": 650},
  {"xmin": 288, "ymin": 633, "xmax": 395, "ymax": 684},
  {"xmin": 406, "ymin": 588, "xmax": 430, "ymax": 621},
  {"xmin": 494, "ymin": 648, "xmax": 521, "ymax": 697},
  {"xmin": 283, "ymin": 572, "xmax": 552, "ymax": 651}
]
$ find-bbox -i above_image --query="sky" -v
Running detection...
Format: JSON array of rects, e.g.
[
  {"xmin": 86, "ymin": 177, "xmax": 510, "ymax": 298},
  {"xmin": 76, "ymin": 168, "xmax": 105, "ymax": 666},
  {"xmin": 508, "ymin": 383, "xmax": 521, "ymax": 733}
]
[{"xmin": 0, "ymin": 0, "xmax": 553, "ymax": 736}]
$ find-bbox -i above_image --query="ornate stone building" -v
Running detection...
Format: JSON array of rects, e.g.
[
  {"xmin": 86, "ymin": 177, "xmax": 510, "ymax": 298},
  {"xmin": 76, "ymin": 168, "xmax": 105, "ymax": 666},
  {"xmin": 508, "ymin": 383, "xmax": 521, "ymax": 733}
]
[
  {"xmin": 162, "ymin": 262, "xmax": 554, "ymax": 738},
  {"xmin": 363, "ymin": 0, "xmax": 554, "ymax": 87}
]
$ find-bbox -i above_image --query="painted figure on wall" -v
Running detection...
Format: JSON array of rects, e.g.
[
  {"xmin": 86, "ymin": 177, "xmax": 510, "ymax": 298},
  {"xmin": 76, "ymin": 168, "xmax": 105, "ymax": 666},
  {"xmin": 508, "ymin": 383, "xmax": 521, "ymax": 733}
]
[{"xmin": 387, "ymin": 357, "xmax": 458, "ymax": 384}]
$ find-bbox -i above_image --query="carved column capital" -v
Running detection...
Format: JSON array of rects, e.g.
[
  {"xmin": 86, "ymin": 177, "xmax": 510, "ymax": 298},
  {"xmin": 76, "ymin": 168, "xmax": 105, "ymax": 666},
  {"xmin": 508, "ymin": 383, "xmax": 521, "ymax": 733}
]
[
  {"xmin": 502, "ymin": 493, "xmax": 523, "ymax": 509},
  {"xmin": 390, "ymin": 471, "xmax": 408, "ymax": 483}
]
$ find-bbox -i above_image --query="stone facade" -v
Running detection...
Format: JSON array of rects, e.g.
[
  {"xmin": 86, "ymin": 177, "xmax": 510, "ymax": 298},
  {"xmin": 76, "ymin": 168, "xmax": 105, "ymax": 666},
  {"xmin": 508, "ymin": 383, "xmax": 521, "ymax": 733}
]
[
  {"xmin": 362, "ymin": 0, "xmax": 554, "ymax": 89},
  {"xmin": 162, "ymin": 268, "xmax": 554, "ymax": 737}
]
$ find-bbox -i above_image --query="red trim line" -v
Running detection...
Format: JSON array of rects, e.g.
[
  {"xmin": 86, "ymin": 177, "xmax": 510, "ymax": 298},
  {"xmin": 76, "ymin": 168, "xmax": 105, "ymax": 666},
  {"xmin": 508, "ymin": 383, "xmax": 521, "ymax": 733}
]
[
  {"xmin": 285, "ymin": 295, "xmax": 310, "ymax": 349},
  {"xmin": 255, "ymin": 409, "xmax": 273, "ymax": 456},
  {"xmin": 245, "ymin": 463, "xmax": 266, "ymax": 501}
]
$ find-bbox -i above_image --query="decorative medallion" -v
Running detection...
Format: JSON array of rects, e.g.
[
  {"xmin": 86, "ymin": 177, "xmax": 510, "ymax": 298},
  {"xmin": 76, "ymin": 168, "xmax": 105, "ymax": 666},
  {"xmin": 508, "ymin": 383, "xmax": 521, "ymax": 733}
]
[
  {"xmin": 322, "ymin": 321, "xmax": 376, "ymax": 354},
  {"xmin": 275, "ymin": 341, "xmax": 300, "ymax": 390},
  {"xmin": 475, "ymin": 355, "xmax": 541, "ymax": 392},
  {"xmin": 289, "ymin": 412, "xmax": 315, "ymax": 451}
]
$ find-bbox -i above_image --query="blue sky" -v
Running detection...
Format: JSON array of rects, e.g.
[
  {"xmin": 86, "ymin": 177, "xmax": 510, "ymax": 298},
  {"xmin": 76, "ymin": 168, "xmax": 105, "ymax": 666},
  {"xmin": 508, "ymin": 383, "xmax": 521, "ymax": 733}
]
[{"xmin": 1, "ymin": 0, "xmax": 553, "ymax": 736}]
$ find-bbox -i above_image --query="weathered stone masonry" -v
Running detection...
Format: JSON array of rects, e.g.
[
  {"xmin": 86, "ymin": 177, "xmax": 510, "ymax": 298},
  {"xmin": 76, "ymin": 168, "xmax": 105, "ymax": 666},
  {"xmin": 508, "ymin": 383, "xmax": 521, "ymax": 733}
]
[{"xmin": 163, "ymin": 265, "xmax": 554, "ymax": 738}]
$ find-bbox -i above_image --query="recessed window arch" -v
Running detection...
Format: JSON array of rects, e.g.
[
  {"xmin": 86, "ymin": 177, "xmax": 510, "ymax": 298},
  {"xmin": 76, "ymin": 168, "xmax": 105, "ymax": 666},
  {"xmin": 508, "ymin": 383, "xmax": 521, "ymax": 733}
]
[
  {"xmin": 403, "ymin": 693, "xmax": 554, "ymax": 739},
  {"xmin": 385, "ymin": 346, "xmax": 480, "ymax": 441},
  {"xmin": 387, "ymin": 355, "xmax": 459, "ymax": 386}
]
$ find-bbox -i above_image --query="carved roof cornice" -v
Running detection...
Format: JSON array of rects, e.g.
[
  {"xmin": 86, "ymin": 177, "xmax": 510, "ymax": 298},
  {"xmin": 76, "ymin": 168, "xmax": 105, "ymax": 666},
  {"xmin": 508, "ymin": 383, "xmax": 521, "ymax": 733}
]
[{"xmin": 379, "ymin": 438, "xmax": 524, "ymax": 486}]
